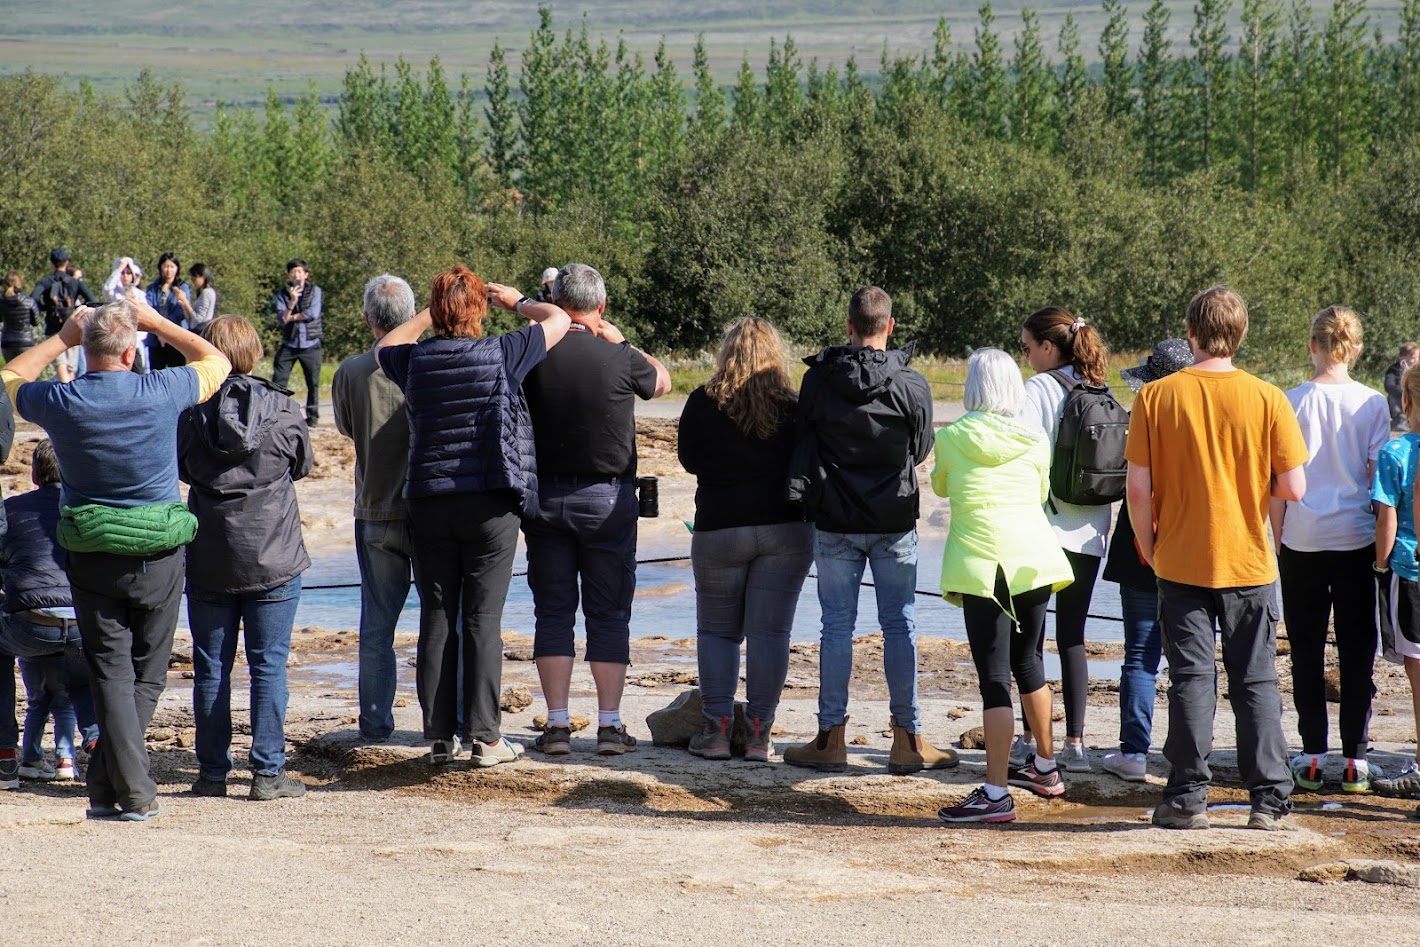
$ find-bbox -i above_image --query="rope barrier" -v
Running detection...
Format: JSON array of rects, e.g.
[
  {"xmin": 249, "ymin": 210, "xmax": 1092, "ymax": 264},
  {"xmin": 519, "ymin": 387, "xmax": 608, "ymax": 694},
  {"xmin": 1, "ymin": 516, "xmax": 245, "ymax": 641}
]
[{"xmin": 302, "ymin": 553, "xmax": 1127, "ymax": 624}]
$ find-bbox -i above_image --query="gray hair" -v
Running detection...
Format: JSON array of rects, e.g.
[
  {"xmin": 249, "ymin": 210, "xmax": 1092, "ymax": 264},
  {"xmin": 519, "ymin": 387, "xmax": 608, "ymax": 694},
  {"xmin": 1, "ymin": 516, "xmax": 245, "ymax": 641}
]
[
  {"xmin": 963, "ymin": 347, "xmax": 1025, "ymax": 417},
  {"xmin": 363, "ymin": 273, "xmax": 416, "ymax": 333},
  {"xmin": 553, "ymin": 263, "xmax": 606, "ymax": 315},
  {"xmin": 83, "ymin": 299, "xmax": 139, "ymax": 359}
]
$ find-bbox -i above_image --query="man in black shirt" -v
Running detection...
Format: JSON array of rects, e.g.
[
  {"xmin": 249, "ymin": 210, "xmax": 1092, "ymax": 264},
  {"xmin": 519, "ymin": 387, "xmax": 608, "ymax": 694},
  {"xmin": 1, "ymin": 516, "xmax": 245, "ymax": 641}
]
[
  {"xmin": 31, "ymin": 249, "xmax": 96, "ymax": 382},
  {"xmin": 521, "ymin": 263, "xmax": 670, "ymax": 756}
]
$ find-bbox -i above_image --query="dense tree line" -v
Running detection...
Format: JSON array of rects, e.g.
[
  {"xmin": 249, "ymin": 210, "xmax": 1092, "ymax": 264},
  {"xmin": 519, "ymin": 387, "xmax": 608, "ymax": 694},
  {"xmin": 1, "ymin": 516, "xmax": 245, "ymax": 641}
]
[{"xmin": 3, "ymin": 3, "xmax": 1420, "ymax": 370}]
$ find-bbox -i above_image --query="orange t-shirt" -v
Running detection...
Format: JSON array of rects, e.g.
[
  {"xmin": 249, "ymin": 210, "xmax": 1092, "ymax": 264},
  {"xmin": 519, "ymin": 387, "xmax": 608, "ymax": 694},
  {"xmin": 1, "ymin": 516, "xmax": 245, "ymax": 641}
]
[{"xmin": 1124, "ymin": 367, "xmax": 1308, "ymax": 589}]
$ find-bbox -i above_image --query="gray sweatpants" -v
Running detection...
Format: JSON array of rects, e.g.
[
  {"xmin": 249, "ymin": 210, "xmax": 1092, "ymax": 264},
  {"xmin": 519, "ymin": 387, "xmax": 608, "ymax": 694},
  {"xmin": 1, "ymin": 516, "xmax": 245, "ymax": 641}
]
[{"xmin": 1157, "ymin": 579, "xmax": 1292, "ymax": 816}]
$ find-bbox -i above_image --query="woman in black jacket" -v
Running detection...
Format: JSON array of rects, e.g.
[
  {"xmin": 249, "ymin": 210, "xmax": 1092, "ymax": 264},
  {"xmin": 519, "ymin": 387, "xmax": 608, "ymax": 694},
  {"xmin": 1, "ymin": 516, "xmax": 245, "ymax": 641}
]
[
  {"xmin": 1, "ymin": 272, "xmax": 40, "ymax": 362},
  {"xmin": 178, "ymin": 315, "xmax": 311, "ymax": 802}
]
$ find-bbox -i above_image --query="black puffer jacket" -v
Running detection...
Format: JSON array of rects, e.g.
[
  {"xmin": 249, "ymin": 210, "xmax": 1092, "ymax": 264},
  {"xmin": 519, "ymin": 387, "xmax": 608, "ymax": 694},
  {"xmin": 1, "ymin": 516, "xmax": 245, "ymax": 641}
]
[
  {"xmin": 179, "ymin": 374, "xmax": 312, "ymax": 594},
  {"xmin": 0, "ymin": 485, "xmax": 70, "ymax": 613},
  {"xmin": 0, "ymin": 293, "xmax": 39, "ymax": 348},
  {"xmin": 787, "ymin": 342, "xmax": 933, "ymax": 534}
]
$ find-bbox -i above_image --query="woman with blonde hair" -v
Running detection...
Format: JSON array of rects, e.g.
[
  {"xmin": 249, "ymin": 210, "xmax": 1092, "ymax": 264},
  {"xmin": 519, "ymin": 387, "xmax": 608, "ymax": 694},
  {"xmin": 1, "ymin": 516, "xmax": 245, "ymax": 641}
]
[
  {"xmin": 935, "ymin": 348, "xmax": 1074, "ymax": 822},
  {"xmin": 1272, "ymin": 306, "xmax": 1389, "ymax": 792},
  {"xmin": 1015, "ymin": 306, "xmax": 1115, "ymax": 772},
  {"xmin": 678, "ymin": 317, "xmax": 813, "ymax": 762}
]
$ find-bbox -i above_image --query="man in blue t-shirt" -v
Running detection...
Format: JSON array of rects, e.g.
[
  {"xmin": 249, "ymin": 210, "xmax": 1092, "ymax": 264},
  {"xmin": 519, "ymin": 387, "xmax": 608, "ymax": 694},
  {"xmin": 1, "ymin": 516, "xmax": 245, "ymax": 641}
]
[{"xmin": 1, "ymin": 298, "xmax": 229, "ymax": 821}]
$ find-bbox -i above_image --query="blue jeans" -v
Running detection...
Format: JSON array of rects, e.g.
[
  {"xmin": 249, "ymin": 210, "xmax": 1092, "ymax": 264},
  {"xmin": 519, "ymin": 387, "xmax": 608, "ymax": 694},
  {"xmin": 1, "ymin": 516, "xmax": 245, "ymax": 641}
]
[
  {"xmin": 0, "ymin": 613, "xmax": 97, "ymax": 754},
  {"xmin": 812, "ymin": 528, "xmax": 921, "ymax": 733},
  {"xmin": 1118, "ymin": 583, "xmax": 1163, "ymax": 755},
  {"xmin": 354, "ymin": 518, "xmax": 415, "ymax": 740},
  {"xmin": 188, "ymin": 577, "xmax": 302, "ymax": 779}
]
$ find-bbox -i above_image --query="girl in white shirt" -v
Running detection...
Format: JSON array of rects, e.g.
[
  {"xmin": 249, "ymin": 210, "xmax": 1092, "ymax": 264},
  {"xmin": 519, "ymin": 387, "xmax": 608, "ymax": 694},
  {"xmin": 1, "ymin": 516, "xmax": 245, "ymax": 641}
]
[
  {"xmin": 1014, "ymin": 306, "xmax": 1115, "ymax": 772},
  {"xmin": 1272, "ymin": 306, "xmax": 1389, "ymax": 792}
]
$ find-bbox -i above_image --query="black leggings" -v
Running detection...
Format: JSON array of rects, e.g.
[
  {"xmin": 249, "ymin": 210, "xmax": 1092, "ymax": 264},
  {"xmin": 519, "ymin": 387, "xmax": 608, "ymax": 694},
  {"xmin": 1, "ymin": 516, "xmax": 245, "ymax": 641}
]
[
  {"xmin": 1023, "ymin": 550, "xmax": 1100, "ymax": 739},
  {"xmin": 963, "ymin": 568, "xmax": 1052, "ymax": 710},
  {"xmin": 1278, "ymin": 544, "xmax": 1377, "ymax": 758}
]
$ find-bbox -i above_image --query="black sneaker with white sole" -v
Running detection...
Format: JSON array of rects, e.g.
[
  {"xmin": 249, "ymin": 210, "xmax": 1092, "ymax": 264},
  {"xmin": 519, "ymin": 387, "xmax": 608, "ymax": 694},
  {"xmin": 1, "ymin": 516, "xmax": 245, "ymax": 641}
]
[
  {"xmin": 1007, "ymin": 760, "xmax": 1066, "ymax": 797},
  {"xmin": 939, "ymin": 787, "xmax": 1016, "ymax": 823}
]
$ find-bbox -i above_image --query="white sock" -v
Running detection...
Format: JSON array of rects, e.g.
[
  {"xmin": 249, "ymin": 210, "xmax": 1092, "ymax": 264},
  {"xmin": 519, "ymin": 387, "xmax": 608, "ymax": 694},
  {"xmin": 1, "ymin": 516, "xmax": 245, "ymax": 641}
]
[
  {"xmin": 984, "ymin": 783, "xmax": 1009, "ymax": 801},
  {"xmin": 598, "ymin": 709, "xmax": 621, "ymax": 728},
  {"xmin": 547, "ymin": 708, "xmax": 571, "ymax": 728},
  {"xmin": 1034, "ymin": 753, "xmax": 1057, "ymax": 773}
]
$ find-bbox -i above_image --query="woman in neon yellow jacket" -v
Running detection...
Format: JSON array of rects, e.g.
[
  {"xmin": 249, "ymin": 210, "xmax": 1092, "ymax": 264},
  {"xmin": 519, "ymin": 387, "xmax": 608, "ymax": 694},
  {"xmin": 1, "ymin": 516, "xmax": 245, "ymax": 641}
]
[{"xmin": 934, "ymin": 347, "xmax": 1074, "ymax": 825}]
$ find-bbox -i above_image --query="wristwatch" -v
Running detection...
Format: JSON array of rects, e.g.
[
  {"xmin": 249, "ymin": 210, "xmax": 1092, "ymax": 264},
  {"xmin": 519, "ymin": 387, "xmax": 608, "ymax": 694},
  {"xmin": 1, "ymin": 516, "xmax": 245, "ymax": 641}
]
[
  {"xmin": 1373, "ymin": 561, "xmax": 1391, "ymax": 575},
  {"xmin": 515, "ymin": 295, "xmax": 532, "ymax": 312}
]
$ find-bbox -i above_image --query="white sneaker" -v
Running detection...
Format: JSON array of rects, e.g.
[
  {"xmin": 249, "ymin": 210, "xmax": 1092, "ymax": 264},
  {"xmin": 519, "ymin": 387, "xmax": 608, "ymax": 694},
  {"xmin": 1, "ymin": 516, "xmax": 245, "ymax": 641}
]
[
  {"xmin": 1056, "ymin": 742, "xmax": 1093, "ymax": 773},
  {"xmin": 54, "ymin": 758, "xmax": 77, "ymax": 781},
  {"xmin": 1101, "ymin": 750, "xmax": 1147, "ymax": 782},
  {"xmin": 1008, "ymin": 734, "xmax": 1036, "ymax": 768},
  {"xmin": 18, "ymin": 759, "xmax": 56, "ymax": 780},
  {"xmin": 472, "ymin": 737, "xmax": 525, "ymax": 768},
  {"xmin": 429, "ymin": 736, "xmax": 462, "ymax": 765}
]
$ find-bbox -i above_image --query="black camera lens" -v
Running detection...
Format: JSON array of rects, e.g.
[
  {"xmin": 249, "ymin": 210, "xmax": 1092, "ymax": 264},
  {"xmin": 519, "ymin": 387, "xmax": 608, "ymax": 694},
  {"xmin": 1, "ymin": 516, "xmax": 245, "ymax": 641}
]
[{"xmin": 636, "ymin": 476, "xmax": 659, "ymax": 518}]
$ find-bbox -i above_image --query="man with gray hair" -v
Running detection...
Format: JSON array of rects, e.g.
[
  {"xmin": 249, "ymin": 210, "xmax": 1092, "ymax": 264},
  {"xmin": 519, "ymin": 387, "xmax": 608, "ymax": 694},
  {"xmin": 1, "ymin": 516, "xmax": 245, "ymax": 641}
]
[
  {"xmin": 521, "ymin": 263, "xmax": 671, "ymax": 755},
  {"xmin": 1, "ymin": 298, "xmax": 230, "ymax": 820},
  {"xmin": 333, "ymin": 273, "xmax": 419, "ymax": 741}
]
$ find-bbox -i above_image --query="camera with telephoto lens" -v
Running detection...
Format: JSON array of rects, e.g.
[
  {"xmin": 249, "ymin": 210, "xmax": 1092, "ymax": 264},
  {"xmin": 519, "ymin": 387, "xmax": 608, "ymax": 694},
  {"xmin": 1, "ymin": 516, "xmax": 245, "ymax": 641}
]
[{"xmin": 635, "ymin": 476, "xmax": 659, "ymax": 518}]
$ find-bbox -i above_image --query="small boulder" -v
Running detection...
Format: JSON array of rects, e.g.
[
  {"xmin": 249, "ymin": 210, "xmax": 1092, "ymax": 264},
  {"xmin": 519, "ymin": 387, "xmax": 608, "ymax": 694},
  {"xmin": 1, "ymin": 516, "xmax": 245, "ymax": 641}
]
[
  {"xmin": 645, "ymin": 688, "xmax": 751, "ymax": 753},
  {"xmin": 850, "ymin": 735, "xmax": 869, "ymax": 746},
  {"xmin": 1345, "ymin": 860, "xmax": 1420, "ymax": 887},
  {"xmin": 505, "ymin": 650, "xmax": 535, "ymax": 662},
  {"xmin": 1323, "ymin": 669, "xmax": 1343, "ymax": 703},
  {"xmin": 947, "ymin": 707, "xmax": 969, "ymax": 720},
  {"xmin": 958, "ymin": 726, "xmax": 986, "ymax": 750},
  {"xmin": 532, "ymin": 713, "xmax": 590, "ymax": 732},
  {"xmin": 1298, "ymin": 863, "xmax": 1348, "ymax": 884},
  {"xmin": 500, "ymin": 685, "xmax": 533, "ymax": 714}
]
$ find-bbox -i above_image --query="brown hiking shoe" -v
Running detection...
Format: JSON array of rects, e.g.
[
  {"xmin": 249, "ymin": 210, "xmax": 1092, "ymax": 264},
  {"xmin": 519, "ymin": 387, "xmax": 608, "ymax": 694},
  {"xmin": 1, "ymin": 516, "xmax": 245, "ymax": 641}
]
[
  {"xmin": 888, "ymin": 724, "xmax": 959, "ymax": 775},
  {"xmin": 782, "ymin": 719, "xmax": 849, "ymax": 772}
]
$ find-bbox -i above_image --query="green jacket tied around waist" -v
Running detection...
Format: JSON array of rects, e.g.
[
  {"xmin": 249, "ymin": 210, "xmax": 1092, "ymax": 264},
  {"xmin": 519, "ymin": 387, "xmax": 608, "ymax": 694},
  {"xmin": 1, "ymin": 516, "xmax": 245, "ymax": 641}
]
[
  {"xmin": 57, "ymin": 502, "xmax": 198, "ymax": 556},
  {"xmin": 931, "ymin": 412, "xmax": 1074, "ymax": 611}
]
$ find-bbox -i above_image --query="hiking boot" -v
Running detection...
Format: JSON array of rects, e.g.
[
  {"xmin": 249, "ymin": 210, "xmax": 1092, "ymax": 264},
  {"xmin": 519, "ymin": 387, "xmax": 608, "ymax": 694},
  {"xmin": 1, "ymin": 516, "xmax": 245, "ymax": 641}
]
[
  {"xmin": 688, "ymin": 716, "xmax": 732, "ymax": 761},
  {"xmin": 782, "ymin": 720, "xmax": 848, "ymax": 773},
  {"xmin": 744, "ymin": 718, "xmax": 773, "ymax": 763},
  {"xmin": 119, "ymin": 803, "xmax": 162, "ymax": 822},
  {"xmin": 472, "ymin": 737, "xmax": 526, "ymax": 767},
  {"xmin": 888, "ymin": 724, "xmax": 958, "ymax": 775},
  {"xmin": 1101, "ymin": 750, "xmax": 1147, "ymax": 782},
  {"xmin": 1008, "ymin": 734, "xmax": 1035, "ymax": 768},
  {"xmin": 0, "ymin": 753, "xmax": 18, "ymax": 790},
  {"xmin": 595, "ymin": 726, "xmax": 638, "ymax": 756},
  {"xmin": 429, "ymin": 736, "xmax": 462, "ymax": 765},
  {"xmin": 939, "ymin": 786, "xmax": 1016, "ymax": 824},
  {"xmin": 190, "ymin": 776, "xmax": 228, "ymax": 798},
  {"xmin": 85, "ymin": 803, "xmax": 122, "ymax": 819},
  {"xmin": 1372, "ymin": 760, "xmax": 1420, "ymax": 799},
  {"xmin": 1056, "ymin": 742, "xmax": 1092, "ymax": 773},
  {"xmin": 1007, "ymin": 759, "xmax": 1066, "ymax": 797},
  {"xmin": 1151, "ymin": 800, "xmax": 1209, "ymax": 830},
  {"xmin": 1342, "ymin": 758, "xmax": 1383, "ymax": 794},
  {"xmin": 250, "ymin": 771, "xmax": 306, "ymax": 801},
  {"xmin": 1289, "ymin": 753, "xmax": 1325, "ymax": 792},
  {"xmin": 1247, "ymin": 809, "xmax": 1298, "ymax": 831},
  {"xmin": 533, "ymin": 725, "xmax": 572, "ymax": 756}
]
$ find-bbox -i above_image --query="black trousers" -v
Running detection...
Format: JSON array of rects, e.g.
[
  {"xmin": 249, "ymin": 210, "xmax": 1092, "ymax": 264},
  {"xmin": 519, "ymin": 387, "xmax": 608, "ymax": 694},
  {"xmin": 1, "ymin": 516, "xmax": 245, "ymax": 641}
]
[
  {"xmin": 963, "ymin": 569, "xmax": 1052, "ymax": 710},
  {"xmin": 67, "ymin": 547, "xmax": 184, "ymax": 811},
  {"xmin": 1278, "ymin": 544, "xmax": 1378, "ymax": 758},
  {"xmin": 409, "ymin": 492, "xmax": 520, "ymax": 743},
  {"xmin": 272, "ymin": 344, "xmax": 322, "ymax": 425},
  {"xmin": 1025, "ymin": 550, "xmax": 1100, "ymax": 739}
]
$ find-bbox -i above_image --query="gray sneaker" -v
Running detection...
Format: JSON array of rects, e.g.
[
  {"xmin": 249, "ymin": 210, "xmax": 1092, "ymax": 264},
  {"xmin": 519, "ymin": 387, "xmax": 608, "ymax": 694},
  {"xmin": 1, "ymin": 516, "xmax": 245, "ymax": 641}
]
[
  {"xmin": 688, "ymin": 716, "xmax": 732, "ymax": 760},
  {"xmin": 429, "ymin": 736, "xmax": 462, "ymax": 765},
  {"xmin": 250, "ymin": 771, "xmax": 306, "ymax": 802},
  {"xmin": 533, "ymin": 725, "xmax": 573, "ymax": 756},
  {"xmin": 1151, "ymin": 800, "xmax": 1210, "ymax": 830},
  {"xmin": 472, "ymin": 737, "xmax": 525, "ymax": 768},
  {"xmin": 1101, "ymin": 751, "xmax": 1147, "ymax": 782},
  {"xmin": 596, "ymin": 726, "xmax": 638, "ymax": 756},
  {"xmin": 0, "ymin": 754, "xmax": 18, "ymax": 790},
  {"xmin": 1056, "ymin": 742, "xmax": 1092, "ymax": 773},
  {"xmin": 1247, "ymin": 809, "xmax": 1298, "ymax": 831},
  {"xmin": 1008, "ymin": 734, "xmax": 1035, "ymax": 768}
]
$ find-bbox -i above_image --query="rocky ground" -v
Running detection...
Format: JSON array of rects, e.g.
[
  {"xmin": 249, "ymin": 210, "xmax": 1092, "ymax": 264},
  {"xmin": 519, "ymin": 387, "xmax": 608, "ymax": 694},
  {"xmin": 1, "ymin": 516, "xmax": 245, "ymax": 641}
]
[{"xmin": 0, "ymin": 410, "xmax": 1417, "ymax": 946}]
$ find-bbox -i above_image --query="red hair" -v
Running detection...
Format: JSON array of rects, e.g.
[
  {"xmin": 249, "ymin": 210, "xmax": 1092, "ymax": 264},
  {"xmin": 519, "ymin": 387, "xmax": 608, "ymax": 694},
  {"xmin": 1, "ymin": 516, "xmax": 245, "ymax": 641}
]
[{"xmin": 430, "ymin": 265, "xmax": 487, "ymax": 338}]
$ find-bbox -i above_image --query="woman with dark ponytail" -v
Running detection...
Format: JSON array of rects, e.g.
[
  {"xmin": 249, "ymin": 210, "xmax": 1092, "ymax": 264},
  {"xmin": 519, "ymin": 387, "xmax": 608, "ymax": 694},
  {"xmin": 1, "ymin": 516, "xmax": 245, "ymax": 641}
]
[{"xmin": 1014, "ymin": 306, "xmax": 1114, "ymax": 773}]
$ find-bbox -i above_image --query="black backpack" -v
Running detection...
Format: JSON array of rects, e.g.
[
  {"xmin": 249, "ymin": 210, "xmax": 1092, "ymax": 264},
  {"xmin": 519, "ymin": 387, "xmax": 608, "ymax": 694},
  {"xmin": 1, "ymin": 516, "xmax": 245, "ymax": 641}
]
[
  {"xmin": 1046, "ymin": 369, "xmax": 1129, "ymax": 506},
  {"xmin": 42, "ymin": 276, "xmax": 76, "ymax": 336}
]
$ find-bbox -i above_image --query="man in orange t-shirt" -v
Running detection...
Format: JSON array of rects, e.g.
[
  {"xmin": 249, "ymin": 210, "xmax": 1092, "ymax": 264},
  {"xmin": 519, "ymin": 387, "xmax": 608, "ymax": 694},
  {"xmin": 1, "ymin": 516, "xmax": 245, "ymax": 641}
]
[{"xmin": 1125, "ymin": 286, "xmax": 1309, "ymax": 831}]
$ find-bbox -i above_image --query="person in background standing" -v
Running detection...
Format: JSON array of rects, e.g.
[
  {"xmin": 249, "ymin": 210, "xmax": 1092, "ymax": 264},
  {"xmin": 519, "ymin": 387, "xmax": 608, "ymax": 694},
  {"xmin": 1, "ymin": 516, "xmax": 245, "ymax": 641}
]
[
  {"xmin": 31, "ymin": 249, "xmax": 96, "ymax": 383},
  {"xmin": 1, "ymin": 273, "xmax": 41, "ymax": 363},
  {"xmin": 536, "ymin": 267, "xmax": 559, "ymax": 303},
  {"xmin": 185, "ymin": 264, "xmax": 217, "ymax": 335},
  {"xmin": 272, "ymin": 258, "xmax": 323, "ymax": 427},
  {"xmin": 145, "ymin": 251, "xmax": 191, "ymax": 371},
  {"xmin": 103, "ymin": 258, "xmax": 147, "ymax": 372},
  {"xmin": 333, "ymin": 274, "xmax": 418, "ymax": 742},
  {"xmin": 1384, "ymin": 342, "xmax": 1418, "ymax": 431}
]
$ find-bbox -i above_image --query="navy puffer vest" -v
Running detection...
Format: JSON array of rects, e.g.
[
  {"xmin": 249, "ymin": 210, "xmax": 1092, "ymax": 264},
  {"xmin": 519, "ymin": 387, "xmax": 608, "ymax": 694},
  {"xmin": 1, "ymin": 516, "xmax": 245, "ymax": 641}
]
[
  {"xmin": 1, "ymin": 485, "xmax": 70, "ymax": 613},
  {"xmin": 403, "ymin": 336, "xmax": 538, "ymax": 514}
]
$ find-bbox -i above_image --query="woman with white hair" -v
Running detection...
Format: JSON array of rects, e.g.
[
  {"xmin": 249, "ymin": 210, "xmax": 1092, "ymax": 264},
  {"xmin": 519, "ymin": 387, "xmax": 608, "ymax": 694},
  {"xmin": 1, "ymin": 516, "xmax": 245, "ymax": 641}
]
[
  {"xmin": 933, "ymin": 347, "xmax": 1074, "ymax": 823},
  {"xmin": 103, "ymin": 257, "xmax": 146, "ymax": 372}
]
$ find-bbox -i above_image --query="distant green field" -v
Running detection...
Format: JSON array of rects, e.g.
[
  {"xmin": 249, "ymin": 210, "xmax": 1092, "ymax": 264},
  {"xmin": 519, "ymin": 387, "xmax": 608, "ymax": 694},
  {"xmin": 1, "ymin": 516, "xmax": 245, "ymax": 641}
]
[{"xmin": 1, "ymin": 0, "xmax": 1408, "ymax": 114}]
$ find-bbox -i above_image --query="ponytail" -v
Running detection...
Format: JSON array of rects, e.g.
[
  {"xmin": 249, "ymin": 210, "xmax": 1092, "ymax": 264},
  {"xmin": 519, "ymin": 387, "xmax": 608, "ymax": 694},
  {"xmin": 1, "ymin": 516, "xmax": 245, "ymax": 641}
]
[{"xmin": 1022, "ymin": 306, "xmax": 1109, "ymax": 387}]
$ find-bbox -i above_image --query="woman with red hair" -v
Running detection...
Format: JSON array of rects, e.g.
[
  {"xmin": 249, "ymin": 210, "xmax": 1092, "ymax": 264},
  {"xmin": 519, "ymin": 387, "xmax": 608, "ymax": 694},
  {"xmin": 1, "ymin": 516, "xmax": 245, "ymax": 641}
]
[{"xmin": 377, "ymin": 266, "xmax": 570, "ymax": 767}]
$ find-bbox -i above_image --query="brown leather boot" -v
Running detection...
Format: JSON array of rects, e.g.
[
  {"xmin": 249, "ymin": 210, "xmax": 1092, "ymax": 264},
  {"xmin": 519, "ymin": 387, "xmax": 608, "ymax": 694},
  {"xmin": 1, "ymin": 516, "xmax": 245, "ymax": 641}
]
[
  {"xmin": 782, "ymin": 718, "xmax": 849, "ymax": 772},
  {"xmin": 888, "ymin": 724, "xmax": 959, "ymax": 775}
]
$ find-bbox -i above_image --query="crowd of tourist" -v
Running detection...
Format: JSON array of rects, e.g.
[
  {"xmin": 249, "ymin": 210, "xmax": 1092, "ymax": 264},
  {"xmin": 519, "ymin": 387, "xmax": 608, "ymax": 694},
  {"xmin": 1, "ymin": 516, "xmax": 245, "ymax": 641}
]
[{"xmin": 0, "ymin": 248, "xmax": 1417, "ymax": 829}]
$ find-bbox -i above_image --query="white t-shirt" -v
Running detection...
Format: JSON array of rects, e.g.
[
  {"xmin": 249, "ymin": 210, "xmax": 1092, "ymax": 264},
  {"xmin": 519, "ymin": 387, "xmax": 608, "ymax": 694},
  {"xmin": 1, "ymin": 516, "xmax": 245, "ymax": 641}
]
[
  {"xmin": 1280, "ymin": 379, "xmax": 1390, "ymax": 553},
  {"xmin": 1017, "ymin": 365, "xmax": 1113, "ymax": 558}
]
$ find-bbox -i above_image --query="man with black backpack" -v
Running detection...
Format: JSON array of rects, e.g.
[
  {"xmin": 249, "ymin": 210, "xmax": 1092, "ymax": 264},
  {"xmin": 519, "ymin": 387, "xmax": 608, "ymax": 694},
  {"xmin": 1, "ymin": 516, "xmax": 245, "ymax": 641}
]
[{"xmin": 30, "ymin": 250, "xmax": 96, "ymax": 383}]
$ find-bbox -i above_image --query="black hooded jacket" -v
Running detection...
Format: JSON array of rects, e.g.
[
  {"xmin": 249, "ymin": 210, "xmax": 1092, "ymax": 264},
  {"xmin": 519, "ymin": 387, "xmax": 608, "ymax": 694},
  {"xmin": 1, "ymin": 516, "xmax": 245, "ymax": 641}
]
[
  {"xmin": 179, "ymin": 374, "xmax": 312, "ymax": 594},
  {"xmin": 787, "ymin": 342, "xmax": 933, "ymax": 534}
]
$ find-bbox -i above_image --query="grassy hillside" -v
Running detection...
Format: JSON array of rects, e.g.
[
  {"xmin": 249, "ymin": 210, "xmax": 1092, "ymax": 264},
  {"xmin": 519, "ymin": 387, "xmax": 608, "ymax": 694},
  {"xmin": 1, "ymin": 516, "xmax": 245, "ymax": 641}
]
[{"xmin": 3, "ymin": 0, "xmax": 1404, "ymax": 112}]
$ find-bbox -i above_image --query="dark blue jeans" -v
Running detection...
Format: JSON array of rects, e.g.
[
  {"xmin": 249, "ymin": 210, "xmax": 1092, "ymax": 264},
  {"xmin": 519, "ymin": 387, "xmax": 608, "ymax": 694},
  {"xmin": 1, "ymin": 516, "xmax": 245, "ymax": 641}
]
[
  {"xmin": 188, "ymin": 577, "xmax": 302, "ymax": 779},
  {"xmin": 354, "ymin": 518, "xmax": 415, "ymax": 740},
  {"xmin": 0, "ymin": 613, "xmax": 97, "ymax": 753},
  {"xmin": 1117, "ymin": 583, "xmax": 1162, "ymax": 755},
  {"xmin": 525, "ymin": 477, "xmax": 638, "ymax": 664}
]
